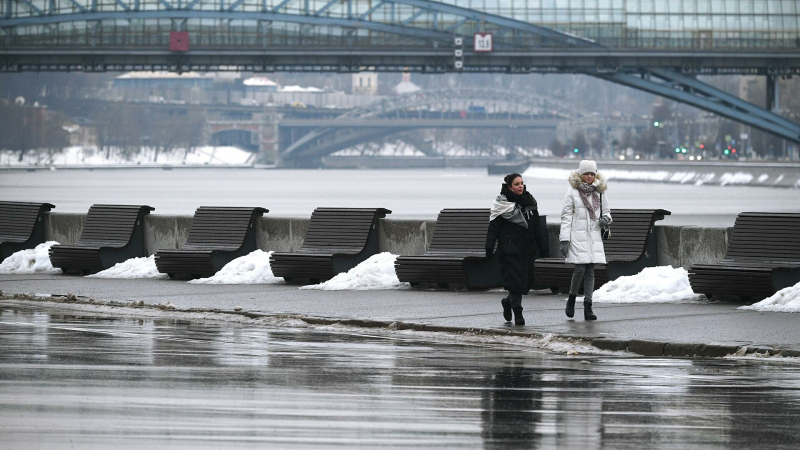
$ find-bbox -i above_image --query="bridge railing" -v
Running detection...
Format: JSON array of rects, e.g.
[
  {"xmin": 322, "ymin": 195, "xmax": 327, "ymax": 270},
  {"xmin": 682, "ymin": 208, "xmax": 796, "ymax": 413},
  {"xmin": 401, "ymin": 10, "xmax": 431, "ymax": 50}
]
[{"xmin": 4, "ymin": 20, "xmax": 799, "ymax": 52}]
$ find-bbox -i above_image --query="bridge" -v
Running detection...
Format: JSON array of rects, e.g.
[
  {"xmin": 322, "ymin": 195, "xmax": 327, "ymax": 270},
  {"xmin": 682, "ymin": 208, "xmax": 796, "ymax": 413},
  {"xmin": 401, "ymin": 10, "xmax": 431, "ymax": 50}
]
[
  {"xmin": 279, "ymin": 86, "xmax": 581, "ymax": 164},
  {"xmin": 2, "ymin": 0, "xmax": 799, "ymax": 151}
]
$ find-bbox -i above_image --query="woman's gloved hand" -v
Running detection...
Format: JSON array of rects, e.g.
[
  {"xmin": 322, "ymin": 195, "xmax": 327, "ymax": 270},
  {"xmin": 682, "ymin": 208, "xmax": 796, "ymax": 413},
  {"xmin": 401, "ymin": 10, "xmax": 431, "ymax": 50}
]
[
  {"xmin": 559, "ymin": 241, "xmax": 569, "ymax": 257},
  {"xmin": 485, "ymin": 248, "xmax": 494, "ymax": 258},
  {"xmin": 599, "ymin": 216, "xmax": 611, "ymax": 227}
]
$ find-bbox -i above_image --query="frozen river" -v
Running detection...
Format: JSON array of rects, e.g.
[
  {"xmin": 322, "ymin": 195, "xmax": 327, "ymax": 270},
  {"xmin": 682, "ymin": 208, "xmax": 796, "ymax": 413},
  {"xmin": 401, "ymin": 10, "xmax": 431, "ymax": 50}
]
[
  {"xmin": 1, "ymin": 302, "xmax": 799, "ymax": 449},
  {"xmin": 1, "ymin": 168, "xmax": 798, "ymax": 226}
]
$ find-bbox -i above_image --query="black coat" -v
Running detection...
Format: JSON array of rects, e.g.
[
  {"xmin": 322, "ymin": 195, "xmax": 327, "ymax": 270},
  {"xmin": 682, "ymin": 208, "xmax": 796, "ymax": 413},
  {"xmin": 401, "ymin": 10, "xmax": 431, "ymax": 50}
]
[{"xmin": 485, "ymin": 188, "xmax": 549, "ymax": 295}]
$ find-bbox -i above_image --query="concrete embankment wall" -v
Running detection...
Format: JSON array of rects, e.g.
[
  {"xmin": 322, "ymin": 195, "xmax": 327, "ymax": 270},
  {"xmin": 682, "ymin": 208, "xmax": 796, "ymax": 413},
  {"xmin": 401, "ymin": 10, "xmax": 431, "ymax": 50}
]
[{"xmin": 45, "ymin": 213, "xmax": 731, "ymax": 270}]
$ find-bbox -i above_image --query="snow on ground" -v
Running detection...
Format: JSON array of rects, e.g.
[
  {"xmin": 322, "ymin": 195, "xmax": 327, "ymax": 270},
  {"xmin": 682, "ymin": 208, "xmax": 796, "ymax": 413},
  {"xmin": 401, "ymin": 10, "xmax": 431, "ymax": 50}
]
[
  {"xmin": 719, "ymin": 172, "xmax": 755, "ymax": 186},
  {"xmin": 593, "ymin": 266, "xmax": 706, "ymax": 303},
  {"xmin": 301, "ymin": 252, "xmax": 410, "ymax": 291},
  {"xmin": 524, "ymin": 166, "xmax": 680, "ymax": 183},
  {"xmin": 522, "ymin": 166, "xmax": 784, "ymax": 187},
  {"xmin": 739, "ymin": 282, "xmax": 800, "ymax": 313},
  {"xmin": 87, "ymin": 255, "xmax": 167, "ymax": 279},
  {"xmin": 1, "ymin": 145, "xmax": 253, "ymax": 166},
  {"xmin": 0, "ymin": 242, "xmax": 61, "ymax": 274},
  {"xmin": 189, "ymin": 250, "xmax": 282, "ymax": 284}
]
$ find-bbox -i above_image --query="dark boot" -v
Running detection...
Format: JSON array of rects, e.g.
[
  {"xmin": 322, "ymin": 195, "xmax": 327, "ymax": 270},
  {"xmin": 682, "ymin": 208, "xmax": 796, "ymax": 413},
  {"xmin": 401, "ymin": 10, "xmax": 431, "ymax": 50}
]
[
  {"xmin": 584, "ymin": 301, "xmax": 597, "ymax": 321},
  {"xmin": 565, "ymin": 294, "xmax": 576, "ymax": 318},
  {"xmin": 501, "ymin": 297, "xmax": 512, "ymax": 322},
  {"xmin": 512, "ymin": 307, "xmax": 525, "ymax": 326}
]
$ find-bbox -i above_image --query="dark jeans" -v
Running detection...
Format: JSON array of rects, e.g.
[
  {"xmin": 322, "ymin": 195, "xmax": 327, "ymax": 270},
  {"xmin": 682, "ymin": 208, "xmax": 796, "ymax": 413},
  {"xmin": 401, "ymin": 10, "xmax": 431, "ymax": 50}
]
[
  {"xmin": 569, "ymin": 263, "xmax": 595, "ymax": 302},
  {"xmin": 507, "ymin": 291, "xmax": 523, "ymax": 308}
]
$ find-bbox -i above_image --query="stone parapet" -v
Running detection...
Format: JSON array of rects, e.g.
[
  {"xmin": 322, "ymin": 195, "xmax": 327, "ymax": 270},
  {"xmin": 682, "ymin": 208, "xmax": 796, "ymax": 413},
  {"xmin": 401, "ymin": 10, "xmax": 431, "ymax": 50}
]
[{"xmin": 45, "ymin": 213, "xmax": 731, "ymax": 269}]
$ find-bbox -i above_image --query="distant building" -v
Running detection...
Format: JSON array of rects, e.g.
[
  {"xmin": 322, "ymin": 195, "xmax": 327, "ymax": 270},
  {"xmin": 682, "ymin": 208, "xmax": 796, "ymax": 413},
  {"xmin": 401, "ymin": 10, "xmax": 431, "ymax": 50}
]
[
  {"xmin": 112, "ymin": 71, "xmax": 240, "ymax": 104},
  {"xmin": 392, "ymin": 72, "xmax": 421, "ymax": 95},
  {"xmin": 352, "ymin": 72, "xmax": 378, "ymax": 95}
]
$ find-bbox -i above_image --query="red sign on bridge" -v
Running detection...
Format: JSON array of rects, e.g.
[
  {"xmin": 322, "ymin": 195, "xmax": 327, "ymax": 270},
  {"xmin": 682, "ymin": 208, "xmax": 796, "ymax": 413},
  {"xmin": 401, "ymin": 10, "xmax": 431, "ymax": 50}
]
[{"xmin": 169, "ymin": 31, "xmax": 189, "ymax": 52}]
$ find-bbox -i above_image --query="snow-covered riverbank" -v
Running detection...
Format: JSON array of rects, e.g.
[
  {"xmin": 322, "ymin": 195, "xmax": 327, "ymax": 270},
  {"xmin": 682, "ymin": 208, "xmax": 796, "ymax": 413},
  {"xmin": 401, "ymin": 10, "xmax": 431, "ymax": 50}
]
[{"xmin": 1, "ymin": 146, "xmax": 255, "ymax": 169}]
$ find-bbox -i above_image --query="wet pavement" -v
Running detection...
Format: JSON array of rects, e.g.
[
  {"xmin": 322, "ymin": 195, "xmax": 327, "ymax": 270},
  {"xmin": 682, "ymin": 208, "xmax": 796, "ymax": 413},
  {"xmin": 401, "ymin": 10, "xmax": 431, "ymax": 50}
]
[
  {"xmin": 2, "ymin": 274, "xmax": 800, "ymax": 351},
  {"xmin": 2, "ymin": 302, "xmax": 800, "ymax": 449}
]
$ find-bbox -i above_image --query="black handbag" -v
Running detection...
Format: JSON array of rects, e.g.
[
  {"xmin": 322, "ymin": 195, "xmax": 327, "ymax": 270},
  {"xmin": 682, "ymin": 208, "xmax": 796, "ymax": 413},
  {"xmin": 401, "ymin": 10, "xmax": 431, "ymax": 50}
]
[{"xmin": 599, "ymin": 193, "xmax": 610, "ymax": 240}]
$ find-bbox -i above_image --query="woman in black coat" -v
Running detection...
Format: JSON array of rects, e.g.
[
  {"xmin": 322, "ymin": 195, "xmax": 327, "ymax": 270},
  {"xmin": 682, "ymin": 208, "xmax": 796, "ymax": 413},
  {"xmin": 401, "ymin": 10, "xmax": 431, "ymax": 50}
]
[{"xmin": 485, "ymin": 173, "xmax": 549, "ymax": 325}]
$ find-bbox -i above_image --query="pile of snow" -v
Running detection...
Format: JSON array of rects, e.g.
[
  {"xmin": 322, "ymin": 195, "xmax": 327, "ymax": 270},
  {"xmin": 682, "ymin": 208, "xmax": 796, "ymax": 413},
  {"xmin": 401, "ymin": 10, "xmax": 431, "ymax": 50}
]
[
  {"xmin": 1, "ymin": 145, "xmax": 253, "ymax": 166},
  {"xmin": 0, "ymin": 241, "xmax": 61, "ymax": 274},
  {"xmin": 522, "ymin": 165, "xmax": 794, "ymax": 188},
  {"xmin": 523, "ymin": 167, "xmax": 572, "ymax": 180},
  {"xmin": 243, "ymin": 77, "xmax": 278, "ymax": 87},
  {"xmin": 739, "ymin": 282, "xmax": 800, "ymax": 313},
  {"xmin": 719, "ymin": 172, "xmax": 754, "ymax": 186},
  {"xmin": 301, "ymin": 253, "xmax": 409, "ymax": 291},
  {"xmin": 189, "ymin": 250, "xmax": 282, "ymax": 284},
  {"xmin": 593, "ymin": 266, "xmax": 705, "ymax": 303},
  {"xmin": 280, "ymin": 85, "xmax": 324, "ymax": 93},
  {"xmin": 87, "ymin": 255, "xmax": 167, "ymax": 279}
]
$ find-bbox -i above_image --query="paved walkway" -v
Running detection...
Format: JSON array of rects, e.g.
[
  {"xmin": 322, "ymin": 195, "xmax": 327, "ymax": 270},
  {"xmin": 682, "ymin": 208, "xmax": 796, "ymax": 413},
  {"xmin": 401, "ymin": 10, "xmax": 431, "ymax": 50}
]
[{"xmin": 1, "ymin": 274, "xmax": 798, "ymax": 357}]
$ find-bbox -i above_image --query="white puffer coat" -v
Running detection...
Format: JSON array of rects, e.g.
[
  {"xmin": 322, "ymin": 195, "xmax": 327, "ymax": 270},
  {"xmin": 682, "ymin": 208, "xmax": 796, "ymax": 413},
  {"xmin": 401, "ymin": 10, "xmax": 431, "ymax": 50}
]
[{"xmin": 559, "ymin": 171, "xmax": 611, "ymax": 264}]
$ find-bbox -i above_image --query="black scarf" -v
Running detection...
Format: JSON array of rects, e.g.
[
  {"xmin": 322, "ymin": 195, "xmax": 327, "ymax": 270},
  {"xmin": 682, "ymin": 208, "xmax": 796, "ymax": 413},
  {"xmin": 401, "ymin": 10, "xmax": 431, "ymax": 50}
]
[{"xmin": 500, "ymin": 185, "xmax": 537, "ymax": 209}]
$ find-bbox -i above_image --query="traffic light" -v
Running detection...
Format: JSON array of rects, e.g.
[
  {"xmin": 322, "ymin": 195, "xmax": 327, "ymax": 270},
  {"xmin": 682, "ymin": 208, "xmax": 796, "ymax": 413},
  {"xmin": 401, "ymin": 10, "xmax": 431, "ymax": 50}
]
[
  {"xmin": 573, "ymin": 148, "xmax": 579, "ymax": 154},
  {"xmin": 653, "ymin": 121, "xmax": 660, "ymax": 127}
]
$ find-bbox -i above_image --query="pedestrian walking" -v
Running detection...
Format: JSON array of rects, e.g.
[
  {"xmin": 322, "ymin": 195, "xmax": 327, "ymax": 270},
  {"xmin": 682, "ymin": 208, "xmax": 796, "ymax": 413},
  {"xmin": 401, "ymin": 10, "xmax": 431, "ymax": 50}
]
[
  {"xmin": 559, "ymin": 160, "xmax": 611, "ymax": 321},
  {"xmin": 486, "ymin": 173, "xmax": 549, "ymax": 325}
]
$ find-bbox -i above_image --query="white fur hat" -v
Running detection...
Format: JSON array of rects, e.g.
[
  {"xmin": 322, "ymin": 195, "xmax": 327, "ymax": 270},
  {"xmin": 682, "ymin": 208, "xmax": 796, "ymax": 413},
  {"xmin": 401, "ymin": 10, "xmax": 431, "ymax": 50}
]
[{"xmin": 578, "ymin": 159, "xmax": 598, "ymax": 175}]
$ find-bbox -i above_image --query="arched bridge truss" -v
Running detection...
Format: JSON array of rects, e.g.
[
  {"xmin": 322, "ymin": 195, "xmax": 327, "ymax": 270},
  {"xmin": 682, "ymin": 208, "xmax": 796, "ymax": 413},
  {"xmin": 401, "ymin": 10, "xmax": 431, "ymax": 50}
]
[
  {"xmin": 281, "ymin": 87, "xmax": 584, "ymax": 162},
  {"xmin": 2, "ymin": 0, "xmax": 798, "ymax": 143}
]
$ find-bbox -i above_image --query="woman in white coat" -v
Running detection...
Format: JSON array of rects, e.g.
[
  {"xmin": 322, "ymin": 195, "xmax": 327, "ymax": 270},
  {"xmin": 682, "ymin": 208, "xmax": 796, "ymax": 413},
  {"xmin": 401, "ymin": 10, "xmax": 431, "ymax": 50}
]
[{"xmin": 559, "ymin": 160, "xmax": 611, "ymax": 321}]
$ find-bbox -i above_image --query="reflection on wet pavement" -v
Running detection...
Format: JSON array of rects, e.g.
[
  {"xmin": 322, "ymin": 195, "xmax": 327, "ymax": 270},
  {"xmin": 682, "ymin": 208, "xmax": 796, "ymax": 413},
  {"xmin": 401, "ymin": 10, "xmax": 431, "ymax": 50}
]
[{"xmin": 1, "ymin": 303, "xmax": 799, "ymax": 449}]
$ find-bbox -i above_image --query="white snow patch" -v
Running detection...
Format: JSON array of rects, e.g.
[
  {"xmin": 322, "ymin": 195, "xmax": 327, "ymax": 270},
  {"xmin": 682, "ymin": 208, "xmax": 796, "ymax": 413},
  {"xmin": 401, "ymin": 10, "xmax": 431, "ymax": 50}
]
[
  {"xmin": 87, "ymin": 255, "xmax": 167, "ymax": 279},
  {"xmin": 280, "ymin": 85, "xmax": 324, "ymax": 93},
  {"xmin": 719, "ymin": 172, "xmax": 754, "ymax": 186},
  {"xmin": 593, "ymin": 266, "xmax": 706, "ymax": 303},
  {"xmin": 694, "ymin": 173, "xmax": 716, "ymax": 185},
  {"xmin": 0, "ymin": 145, "xmax": 253, "ymax": 167},
  {"xmin": 522, "ymin": 166, "xmax": 572, "ymax": 180},
  {"xmin": 0, "ymin": 242, "xmax": 61, "ymax": 274},
  {"xmin": 189, "ymin": 250, "xmax": 283, "ymax": 285},
  {"xmin": 739, "ymin": 282, "xmax": 800, "ymax": 313},
  {"xmin": 757, "ymin": 174, "xmax": 769, "ymax": 183},
  {"xmin": 301, "ymin": 252, "xmax": 410, "ymax": 291},
  {"xmin": 668, "ymin": 171, "xmax": 697, "ymax": 184}
]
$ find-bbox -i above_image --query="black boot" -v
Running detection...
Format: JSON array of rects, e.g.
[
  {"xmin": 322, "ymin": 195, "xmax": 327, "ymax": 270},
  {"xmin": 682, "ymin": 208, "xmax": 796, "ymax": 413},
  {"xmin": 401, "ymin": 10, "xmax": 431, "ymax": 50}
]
[
  {"xmin": 565, "ymin": 294, "xmax": 576, "ymax": 318},
  {"xmin": 584, "ymin": 301, "xmax": 597, "ymax": 321},
  {"xmin": 501, "ymin": 297, "xmax": 512, "ymax": 322},
  {"xmin": 512, "ymin": 307, "xmax": 525, "ymax": 326}
]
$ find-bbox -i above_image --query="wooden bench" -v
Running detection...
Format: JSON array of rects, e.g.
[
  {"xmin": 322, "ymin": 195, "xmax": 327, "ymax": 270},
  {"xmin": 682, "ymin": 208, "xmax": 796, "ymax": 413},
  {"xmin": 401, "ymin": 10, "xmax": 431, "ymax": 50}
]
[
  {"xmin": 154, "ymin": 207, "xmax": 268, "ymax": 278},
  {"xmin": 0, "ymin": 201, "xmax": 55, "ymax": 260},
  {"xmin": 689, "ymin": 212, "xmax": 800, "ymax": 301},
  {"xmin": 395, "ymin": 209, "xmax": 547, "ymax": 289},
  {"xmin": 535, "ymin": 209, "xmax": 670, "ymax": 293},
  {"xmin": 49, "ymin": 204, "xmax": 154, "ymax": 274},
  {"xmin": 269, "ymin": 207, "xmax": 391, "ymax": 283}
]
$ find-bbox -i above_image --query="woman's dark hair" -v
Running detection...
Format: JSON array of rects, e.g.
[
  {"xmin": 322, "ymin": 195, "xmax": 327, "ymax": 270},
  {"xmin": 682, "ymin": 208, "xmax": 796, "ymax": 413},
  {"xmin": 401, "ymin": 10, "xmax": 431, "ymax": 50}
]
[{"xmin": 504, "ymin": 173, "xmax": 523, "ymax": 187}]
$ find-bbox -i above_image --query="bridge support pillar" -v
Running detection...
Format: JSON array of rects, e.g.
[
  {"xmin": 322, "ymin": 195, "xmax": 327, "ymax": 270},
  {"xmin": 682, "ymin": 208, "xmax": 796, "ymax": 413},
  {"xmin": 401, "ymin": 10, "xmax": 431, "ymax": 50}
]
[
  {"xmin": 256, "ymin": 105, "xmax": 280, "ymax": 165},
  {"xmin": 767, "ymin": 74, "xmax": 779, "ymax": 112}
]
